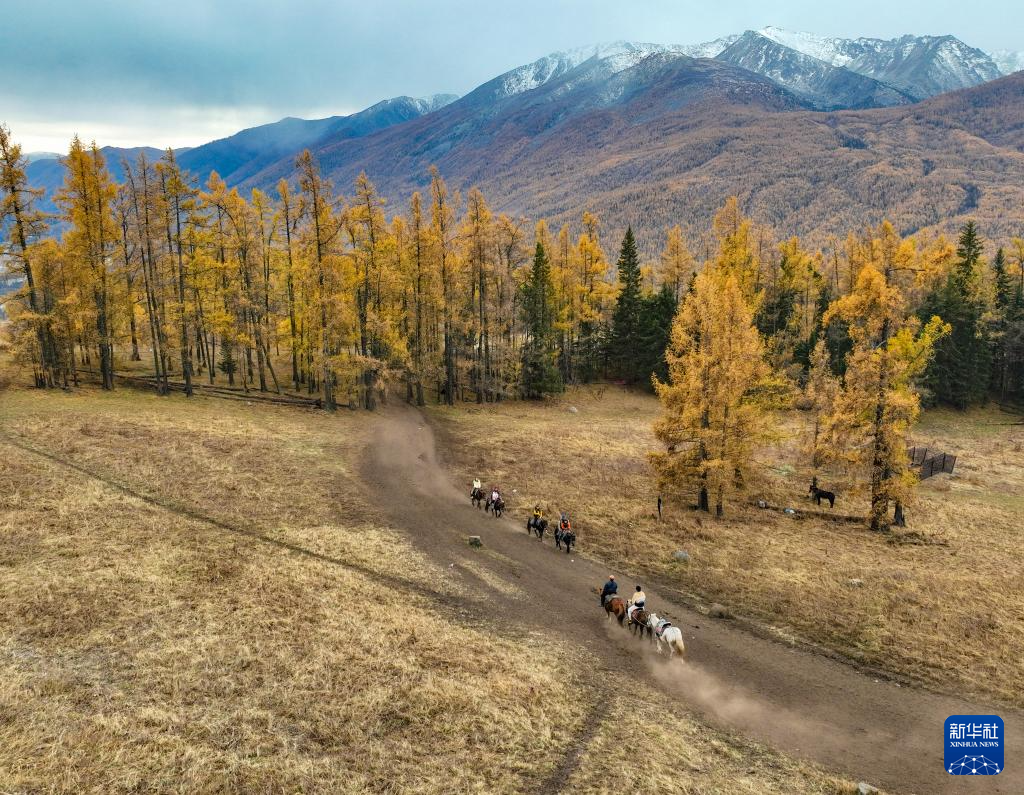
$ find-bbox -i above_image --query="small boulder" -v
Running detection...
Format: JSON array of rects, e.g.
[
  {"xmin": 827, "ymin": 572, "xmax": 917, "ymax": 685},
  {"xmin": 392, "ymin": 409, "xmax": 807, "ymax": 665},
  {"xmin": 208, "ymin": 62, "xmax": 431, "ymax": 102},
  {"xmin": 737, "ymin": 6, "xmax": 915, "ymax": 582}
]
[
  {"xmin": 568, "ymin": 405, "xmax": 579, "ymax": 414},
  {"xmin": 849, "ymin": 578, "xmax": 864, "ymax": 588},
  {"xmin": 857, "ymin": 783, "xmax": 879, "ymax": 795},
  {"xmin": 757, "ymin": 500, "xmax": 768, "ymax": 509},
  {"xmin": 783, "ymin": 507, "xmax": 797, "ymax": 515},
  {"xmin": 673, "ymin": 550, "xmax": 691, "ymax": 563},
  {"xmin": 468, "ymin": 536, "xmax": 483, "ymax": 548},
  {"xmin": 709, "ymin": 603, "xmax": 732, "ymax": 619}
]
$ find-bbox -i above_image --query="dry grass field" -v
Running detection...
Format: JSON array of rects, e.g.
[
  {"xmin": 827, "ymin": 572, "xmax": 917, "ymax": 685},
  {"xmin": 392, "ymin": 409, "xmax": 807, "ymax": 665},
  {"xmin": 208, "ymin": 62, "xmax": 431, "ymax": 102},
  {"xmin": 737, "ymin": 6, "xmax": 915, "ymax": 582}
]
[
  {"xmin": 0, "ymin": 370, "xmax": 863, "ymax": 793},
  {"xmin": 433, "ymin": 386, "xmax": 1024, "ymax": 707}
]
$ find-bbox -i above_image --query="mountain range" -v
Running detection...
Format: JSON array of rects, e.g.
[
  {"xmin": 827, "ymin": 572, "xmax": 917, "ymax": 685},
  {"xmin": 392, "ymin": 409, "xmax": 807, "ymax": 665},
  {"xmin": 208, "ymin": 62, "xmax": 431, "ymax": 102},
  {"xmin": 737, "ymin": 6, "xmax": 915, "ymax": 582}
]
[{"xmin": 22, "ymin": 27, "xmax": 1024, "ymax": 248}]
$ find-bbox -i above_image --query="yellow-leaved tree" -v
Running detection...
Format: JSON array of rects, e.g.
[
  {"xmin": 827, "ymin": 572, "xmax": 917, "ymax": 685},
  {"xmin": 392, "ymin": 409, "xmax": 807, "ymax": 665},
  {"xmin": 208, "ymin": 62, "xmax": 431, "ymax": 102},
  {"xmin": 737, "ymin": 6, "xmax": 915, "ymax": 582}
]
[
  {"xmin": 821, "ymin": 263, "xmax": 948, "ymax": 531},
  {"xmin": 651, "ymin": 265, "xmax": 771, "ymax": 517}
]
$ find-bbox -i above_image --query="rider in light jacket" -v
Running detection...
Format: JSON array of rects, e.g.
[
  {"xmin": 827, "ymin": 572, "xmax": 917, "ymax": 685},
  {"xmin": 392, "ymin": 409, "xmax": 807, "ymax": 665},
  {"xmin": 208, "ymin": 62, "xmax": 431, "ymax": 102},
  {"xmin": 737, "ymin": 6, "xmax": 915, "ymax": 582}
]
[{"xmin": 629, "ymin": 585, "xmax": 646, "ymax": 610}]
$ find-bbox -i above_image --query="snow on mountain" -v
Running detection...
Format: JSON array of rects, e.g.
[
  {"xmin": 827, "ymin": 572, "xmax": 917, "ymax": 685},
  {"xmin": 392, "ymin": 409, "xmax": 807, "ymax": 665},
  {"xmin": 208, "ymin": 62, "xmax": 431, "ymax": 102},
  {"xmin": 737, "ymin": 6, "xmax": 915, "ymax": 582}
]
[
  {"xmin": 679, "ymin": 34, "xmax": 740, "ymax": 59},
  {"xmin": 757, "ymin": 26, "xmax": 860, "ymax": 67},
  {"xmin": 993, "ymin": 50, "xmax": 1024, "ymax": 75},
  {"xmin": 755, "ymin": 27, "xmax": 1003, "ymax": 98},
  {"xmin": 717, "ymin": 31, "xmax": 913, "ymax": 110},
  {"xmin": 408, "ymin": 94, "xmax": 460, "ymax": 113},
  {"xmin": 489, "ymin": 41, "xmax": 700, "ymax": 99}
]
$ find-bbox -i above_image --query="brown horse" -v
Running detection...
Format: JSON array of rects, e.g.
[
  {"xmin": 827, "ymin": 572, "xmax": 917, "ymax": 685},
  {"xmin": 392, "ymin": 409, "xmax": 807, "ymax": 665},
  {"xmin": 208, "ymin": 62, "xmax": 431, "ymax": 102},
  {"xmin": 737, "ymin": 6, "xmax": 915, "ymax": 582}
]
[
  {"xmin": 603, "ymin": 596, "xmax": 626, "ymax": 625},
  {"xmin": 627, "ymin": 607, "xmax": 652, "ymax": 640}
]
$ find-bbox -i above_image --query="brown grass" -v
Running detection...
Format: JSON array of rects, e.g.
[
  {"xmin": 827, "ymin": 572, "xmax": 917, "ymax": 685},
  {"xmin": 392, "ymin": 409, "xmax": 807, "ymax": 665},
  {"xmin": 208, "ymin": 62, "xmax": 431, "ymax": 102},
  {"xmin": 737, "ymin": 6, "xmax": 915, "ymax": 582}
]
[
  {"xmin": 433, "ymin": 385, "xmax": 1024, "ymax": 707},
  {"xmin": 0, "ymin": 374, "xmax": 857, "ymax": 793},
  {"xmin": 565, "ymin": 690, "xmax": 868, "ymax": 795}
]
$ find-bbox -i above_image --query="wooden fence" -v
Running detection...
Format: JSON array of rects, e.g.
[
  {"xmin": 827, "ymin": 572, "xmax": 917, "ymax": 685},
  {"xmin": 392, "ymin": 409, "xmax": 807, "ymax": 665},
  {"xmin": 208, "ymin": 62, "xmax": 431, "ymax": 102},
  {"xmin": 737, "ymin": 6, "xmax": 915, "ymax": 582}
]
[{"xmin": 907, "ymin": 446, "xmax": 957, "ymax": 480}]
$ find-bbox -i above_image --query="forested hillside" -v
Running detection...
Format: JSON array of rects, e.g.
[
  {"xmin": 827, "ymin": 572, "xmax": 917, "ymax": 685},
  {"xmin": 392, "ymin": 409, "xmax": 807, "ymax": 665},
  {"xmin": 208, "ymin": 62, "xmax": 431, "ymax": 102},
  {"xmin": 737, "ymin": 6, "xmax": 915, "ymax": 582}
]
[{"xmin": 3, "ymin": 121, "xmax": 1023, "ymax": 526}]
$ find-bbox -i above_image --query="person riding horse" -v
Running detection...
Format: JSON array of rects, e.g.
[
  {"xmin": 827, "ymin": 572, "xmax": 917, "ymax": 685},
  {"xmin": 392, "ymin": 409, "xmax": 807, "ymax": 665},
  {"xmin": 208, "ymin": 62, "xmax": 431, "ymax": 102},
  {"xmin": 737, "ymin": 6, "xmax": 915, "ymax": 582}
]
[
  {"xmin": 626, "ymin": 585, "xmax": 646, "ymax": 621},
  {"xmin": 528, "ymin": 504, "xmax": 543, "ymax": 530},
  {"xmin": 554, "ymin": 512, "xmax": 575, "ymax": 553},
  {"xmin": 486, "ymin": 487, "xmax": 505, "ymax": 517},
  {"xmin": 470, "ymin": 478, "xmax": 484, "ymax": 506},
  {"xmin": 600, "ymin": 575, "xmax": 617, "ymax": 606}
]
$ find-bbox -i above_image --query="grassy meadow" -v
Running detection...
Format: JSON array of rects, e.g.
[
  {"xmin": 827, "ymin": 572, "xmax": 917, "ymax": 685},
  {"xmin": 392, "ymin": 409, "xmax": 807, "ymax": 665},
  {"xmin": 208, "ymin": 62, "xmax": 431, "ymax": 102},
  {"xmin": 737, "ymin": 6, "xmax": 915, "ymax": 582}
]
[
  {"xmin": 0, "ymin": 366, "xmax": 863, "ymax": 793},
  {"xmin": 433, "ymin": 385, "xmax": 1024, "ymax": 707}
]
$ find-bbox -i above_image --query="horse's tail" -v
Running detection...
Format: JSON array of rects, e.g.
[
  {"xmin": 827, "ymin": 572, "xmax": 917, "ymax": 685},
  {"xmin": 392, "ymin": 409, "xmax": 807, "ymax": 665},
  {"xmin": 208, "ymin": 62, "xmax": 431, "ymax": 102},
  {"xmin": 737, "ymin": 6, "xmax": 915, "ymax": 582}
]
[{"xmin": 673, "ymin": 634, "xmax": 686, "ymax": 658}]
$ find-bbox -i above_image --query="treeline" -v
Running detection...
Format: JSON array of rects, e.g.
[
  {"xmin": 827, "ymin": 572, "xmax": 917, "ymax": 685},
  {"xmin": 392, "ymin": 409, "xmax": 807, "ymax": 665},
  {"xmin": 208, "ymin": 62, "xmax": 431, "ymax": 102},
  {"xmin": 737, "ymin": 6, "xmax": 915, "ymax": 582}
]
[
  {"xmin": 3, "ymin": 126, "xmax": 1022, "ymax": 411},
  {"xmin": 2, "ymin": 125, "xmax": 1024, "ymax": 528}
]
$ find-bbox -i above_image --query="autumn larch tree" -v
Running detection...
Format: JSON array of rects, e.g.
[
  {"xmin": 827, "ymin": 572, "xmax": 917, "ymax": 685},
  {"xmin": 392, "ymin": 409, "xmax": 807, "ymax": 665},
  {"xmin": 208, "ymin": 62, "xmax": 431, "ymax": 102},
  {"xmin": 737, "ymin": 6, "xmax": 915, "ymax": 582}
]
[
  {"xmin": 0, "ymin": 123, "xmax": 60, "ymax": 386},
  {"xmin": 822, "ymin": 262, "xmax": 948, "ymax": 531},
  {"xmin": 651, "ymin": 264, "xmax": 771, "ymax": 516}
]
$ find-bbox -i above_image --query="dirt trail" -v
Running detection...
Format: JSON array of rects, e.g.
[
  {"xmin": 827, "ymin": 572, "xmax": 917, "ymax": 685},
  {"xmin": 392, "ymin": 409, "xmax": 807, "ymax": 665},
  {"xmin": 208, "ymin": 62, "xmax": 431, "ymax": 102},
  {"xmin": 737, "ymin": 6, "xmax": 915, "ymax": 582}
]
[{"xmin": 362, "ymin": 406, "xmax": 1022, "ymax": 795}]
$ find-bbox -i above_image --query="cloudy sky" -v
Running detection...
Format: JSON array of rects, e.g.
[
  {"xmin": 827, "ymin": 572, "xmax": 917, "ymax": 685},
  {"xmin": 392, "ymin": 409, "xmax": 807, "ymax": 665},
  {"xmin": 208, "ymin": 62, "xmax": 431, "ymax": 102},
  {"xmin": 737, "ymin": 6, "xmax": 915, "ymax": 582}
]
[{"xmin": 3, "ymin": 0, "xmax": 1020, "ymax": 153}]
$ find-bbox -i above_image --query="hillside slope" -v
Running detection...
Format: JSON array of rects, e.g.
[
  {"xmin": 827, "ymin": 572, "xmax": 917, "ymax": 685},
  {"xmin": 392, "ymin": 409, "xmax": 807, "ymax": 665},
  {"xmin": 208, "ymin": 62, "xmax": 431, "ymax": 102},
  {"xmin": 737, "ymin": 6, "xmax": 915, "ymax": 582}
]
[{"xmin": 251, "ymin": 63, "xmax": 1024, "ymax": 250}]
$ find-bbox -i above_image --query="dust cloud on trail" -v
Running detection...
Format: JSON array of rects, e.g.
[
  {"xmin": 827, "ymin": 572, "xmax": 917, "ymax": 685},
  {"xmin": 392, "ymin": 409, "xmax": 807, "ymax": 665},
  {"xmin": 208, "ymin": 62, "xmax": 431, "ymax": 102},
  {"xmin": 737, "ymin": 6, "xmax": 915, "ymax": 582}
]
[
  {"xmin": 370, "ymin": 406, "xmax": 463, "ymax": 503},
  {"xmin": 602, "ymin": 619, "xmax": 902, "ymax": 773}
]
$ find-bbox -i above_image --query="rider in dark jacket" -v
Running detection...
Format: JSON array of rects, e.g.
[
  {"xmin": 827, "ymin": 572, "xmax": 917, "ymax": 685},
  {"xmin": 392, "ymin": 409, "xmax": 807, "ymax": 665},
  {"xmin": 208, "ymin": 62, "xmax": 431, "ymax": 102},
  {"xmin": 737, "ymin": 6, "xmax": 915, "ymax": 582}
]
[{"xmin": 600, "ymin": 575, "xmax": 617, "ymax": 606}]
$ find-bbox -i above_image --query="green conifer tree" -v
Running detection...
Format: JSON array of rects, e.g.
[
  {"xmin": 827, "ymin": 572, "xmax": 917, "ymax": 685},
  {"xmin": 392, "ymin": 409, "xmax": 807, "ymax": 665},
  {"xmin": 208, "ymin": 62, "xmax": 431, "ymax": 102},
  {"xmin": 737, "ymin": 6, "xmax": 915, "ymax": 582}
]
[
  {"xmin": 922, "ymin": 221, "xmax": 992, "ymax": 408},
  {"xmin": 607, "ymin": 227, "xmax": 643, "ymax": 382},
  {"xmin": 521, "ymin": 241, "xmax": 563, "ymax": 398}
]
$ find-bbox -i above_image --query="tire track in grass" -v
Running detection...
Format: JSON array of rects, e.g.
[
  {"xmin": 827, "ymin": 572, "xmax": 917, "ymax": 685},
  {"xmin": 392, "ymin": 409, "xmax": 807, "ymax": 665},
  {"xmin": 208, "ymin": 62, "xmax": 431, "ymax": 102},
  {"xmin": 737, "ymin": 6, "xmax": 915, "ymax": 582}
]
[{"xmin": 0, "ymin": 431, "xmax": 456, "ymax": 605}]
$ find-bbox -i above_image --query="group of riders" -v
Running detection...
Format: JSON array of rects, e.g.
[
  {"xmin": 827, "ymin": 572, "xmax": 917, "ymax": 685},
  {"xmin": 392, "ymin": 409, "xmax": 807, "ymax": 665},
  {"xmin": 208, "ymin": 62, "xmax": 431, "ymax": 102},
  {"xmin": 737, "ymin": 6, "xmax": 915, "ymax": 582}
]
[
  {"xmin": 470, "ymin": 479, "xmax": 576, "ymax": 553},
  {"xmin": 471, "ymin": 479, "xmax": 506, "ymax": 515},
  {"xmin": 601, "ymin": 575, "xmax": 675, "ymax": 640}
]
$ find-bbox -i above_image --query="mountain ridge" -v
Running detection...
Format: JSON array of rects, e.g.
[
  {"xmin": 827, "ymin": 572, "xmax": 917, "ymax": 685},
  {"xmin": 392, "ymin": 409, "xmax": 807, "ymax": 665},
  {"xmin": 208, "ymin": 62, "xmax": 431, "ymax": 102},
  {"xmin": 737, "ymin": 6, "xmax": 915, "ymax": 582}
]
[{"xmin": 20, "ymin": 27, "xmax": 1023, "ymax": 251}]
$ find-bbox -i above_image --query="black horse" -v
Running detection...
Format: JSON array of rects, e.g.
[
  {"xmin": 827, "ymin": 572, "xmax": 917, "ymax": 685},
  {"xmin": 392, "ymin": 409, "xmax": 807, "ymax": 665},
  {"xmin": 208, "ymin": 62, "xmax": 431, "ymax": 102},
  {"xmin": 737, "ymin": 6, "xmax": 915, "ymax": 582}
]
[
  {"xmin": 554, "ymin": 527, "xmax": 576, "ymax": 554},
  {"xmin": 487, "ymin": 496, "xmax": 505, "ymax": 518},
  {"xmin": 809, "ymin": 481, "xmax": 836, "ymax": 508},
  {"xmin": 470, "ymin": 487, "xmax": 484, "ymax": 509},
  {"xmin": 527, "ymin": 516, "xmax": 548, "ymax": 539}
]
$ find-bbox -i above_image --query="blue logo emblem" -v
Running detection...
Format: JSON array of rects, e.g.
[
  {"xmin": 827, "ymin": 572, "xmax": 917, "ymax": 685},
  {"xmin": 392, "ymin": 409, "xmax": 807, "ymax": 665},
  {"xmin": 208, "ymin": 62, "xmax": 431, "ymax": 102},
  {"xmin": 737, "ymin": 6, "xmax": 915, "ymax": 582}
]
[{"xmin": 945, "ymin": 715, "xmax": 1003, "ymax": 775}]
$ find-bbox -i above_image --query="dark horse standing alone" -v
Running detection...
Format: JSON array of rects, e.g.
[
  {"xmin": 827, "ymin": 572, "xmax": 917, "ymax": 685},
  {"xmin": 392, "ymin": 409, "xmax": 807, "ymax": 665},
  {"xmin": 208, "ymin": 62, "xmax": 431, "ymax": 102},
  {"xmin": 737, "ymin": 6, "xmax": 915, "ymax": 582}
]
[{"xmin": 809, "ymin": 478, "xmax": 836, "ymax": 508}]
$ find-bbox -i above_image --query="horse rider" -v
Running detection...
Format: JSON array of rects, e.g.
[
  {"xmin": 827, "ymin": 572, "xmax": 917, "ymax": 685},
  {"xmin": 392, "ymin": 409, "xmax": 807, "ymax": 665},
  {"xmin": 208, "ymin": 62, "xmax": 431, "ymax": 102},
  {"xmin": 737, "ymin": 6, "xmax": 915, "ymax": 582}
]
[
  {"xmin": 600, "ymin": 575, "xmax": 617, "ymax": 606},
  {"xmin": 471, "ymin": 478, "xmax": 482, "ymax": 498},
  {"xmin": 627, "ymin": 584, "xmax": 646, "ymax": 621},
  {"xmin": 558, "ymin": 512, "xmax": 571, "ymax": 533},
  {"xmin": 490, "ymin": 486, "xmax": 501, "ymax": 505},
  {"xmin": 531, "ymin": 504, "xmax": 543, "ymax": 529}
]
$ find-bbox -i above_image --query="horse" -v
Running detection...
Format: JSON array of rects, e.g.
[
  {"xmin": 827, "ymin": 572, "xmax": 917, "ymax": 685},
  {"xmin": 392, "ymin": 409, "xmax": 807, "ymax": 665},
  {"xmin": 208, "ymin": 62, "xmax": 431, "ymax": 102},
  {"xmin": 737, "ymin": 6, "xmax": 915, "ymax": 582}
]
[
  {"xmin": 470, "ymin": 487, "xmax": 484, "ymax": 509},
  {"xmin": 603, "ymin": 595, "xmax": 626, "ymax": 625},
  {"xmin": 527, "ymin": 516, "xmax": 548, "ymax": 539},
  {"xmin": 554, "ymin": 526, "xmax": 575, "ymax": 554},
  {"xmin": 647, "ymin": 613, "xmax": 686, "ymax": 659},
  {"xmin": 489, "ymin": 496, "xmax": 505, "ymax": 518},
  {"xmin": 809, "ymin": 483, "xmax": 836, "ymax": 508},
  {"xmin": 626, "ymin": 606, "xmax": 652, "ymax": 640}
]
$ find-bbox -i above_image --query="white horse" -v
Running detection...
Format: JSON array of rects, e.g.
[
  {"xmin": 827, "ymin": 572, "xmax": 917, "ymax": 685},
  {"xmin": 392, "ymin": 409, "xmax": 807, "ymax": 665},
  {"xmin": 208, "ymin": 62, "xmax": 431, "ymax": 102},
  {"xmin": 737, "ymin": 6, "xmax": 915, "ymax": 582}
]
[{"xmin": 647, "ymin": 613, "xmax": 686, "ymax": 660}]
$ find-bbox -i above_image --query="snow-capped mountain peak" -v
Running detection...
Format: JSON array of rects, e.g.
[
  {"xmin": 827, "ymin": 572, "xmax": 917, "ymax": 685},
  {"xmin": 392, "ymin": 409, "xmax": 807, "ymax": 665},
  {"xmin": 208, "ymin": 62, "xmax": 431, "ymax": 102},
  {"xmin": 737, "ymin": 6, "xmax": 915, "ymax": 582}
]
[
  {"xmin": 486, "ymin": 28, "xmax": 1017, "ymax": 106},
  {"xmin": 491, "ymin": 41, "xmax": 695, "ymax": 98},
  {"xmin": 750, "ymin": 27, "xmax": 1004, "ymax": 98},
  {"xmin": 756, "ymin": 26, "xmax": 857, "ymax": 67}
]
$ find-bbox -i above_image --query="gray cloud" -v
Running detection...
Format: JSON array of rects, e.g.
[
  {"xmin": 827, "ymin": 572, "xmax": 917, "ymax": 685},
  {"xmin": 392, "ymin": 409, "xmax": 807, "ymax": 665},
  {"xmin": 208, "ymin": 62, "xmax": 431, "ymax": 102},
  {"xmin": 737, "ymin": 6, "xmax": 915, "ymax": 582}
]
[{"xmin": 2, "ymin": 0, "xmax": 1020, "ymax": 151}]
